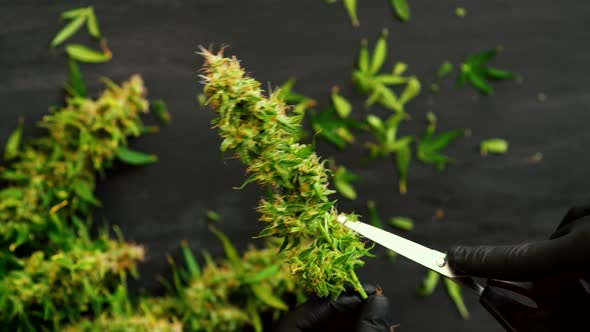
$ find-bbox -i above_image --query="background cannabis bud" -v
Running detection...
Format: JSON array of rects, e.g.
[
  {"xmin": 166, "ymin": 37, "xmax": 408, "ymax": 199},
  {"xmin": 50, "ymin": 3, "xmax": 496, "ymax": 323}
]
[{"xmin": 200, "ymin": 49, "xmax": 372, "ymax": 299}]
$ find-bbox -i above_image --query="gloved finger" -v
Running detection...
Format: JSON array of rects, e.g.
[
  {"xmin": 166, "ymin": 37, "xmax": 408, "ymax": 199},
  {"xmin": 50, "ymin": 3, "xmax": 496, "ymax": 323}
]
[
  {"xmin": 276, "ymin": 285, "xmax": 378, "ymax": 332},
  {"xmin": 551, "ymin": 205, "xmax": 590, "ymax": 239},
  {"xmin": 356, "ymin": 292, "xmax": 393, "ymax": 332},
  {"xmin": 447, "ymin": 231, "xmax": 590, "ymax": 280},
  {"xmin": 524, "ymin": 308, "xmax": 590, "ymax": 332}
]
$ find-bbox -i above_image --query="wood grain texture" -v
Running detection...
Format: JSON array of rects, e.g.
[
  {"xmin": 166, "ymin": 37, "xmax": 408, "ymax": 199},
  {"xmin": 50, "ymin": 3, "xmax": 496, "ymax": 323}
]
[{"xmin": 1, "ymin": 0, "xmax": 590, "ymax": 330}]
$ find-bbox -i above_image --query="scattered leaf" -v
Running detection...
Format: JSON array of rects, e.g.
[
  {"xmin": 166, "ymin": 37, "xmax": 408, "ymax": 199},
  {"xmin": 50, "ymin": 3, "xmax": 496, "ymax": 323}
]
[
  {"xmin": 86, "ymin": 7, "xmax": 101, "ymax": 38},
  {"xmin": 389, "ymin": 216, "xmax": 414, "ymax": 231},
  {"xmin": 50, "ymin": 15, "xmax": 86, "ymax": 48},
  {"xmin": 444, "ymin": 278, "xmax": 470, "ymax": 319},
  {"xmin": 418, "ymin": 114, "xmax": 462, "ymax": 169},
  {"xmin": 480, "ymin": 138, "xmax": 508, "ymax": 155},
  {"xmin": 418, "ymin": 270, "xmax": 440, "ymax": 296},
  {"xmin": 391, "ymin": 0, "xmax": 411, "ymax": 22},
  {"xmin": 334, "ymin": 165, "xmax": 358, "ymax": 200},
  {"xmin": 66, "ymin": 44, "xmax": 111, "ymax": 63},
  {"xmin": 437, "ymin": 61, "xmax": 453, "ymax": 80},
  {"xmin": 115, "ymin": 146, "xmax": 158, "ymax": 165},
  {"xmin": 331, "ymin": 86, "xmax": 352, "ymax": 118},
  {"xmin": 151, "ymin": 100, "xmax": 170, "ymax": 124},
  {"xmin": 358, "ymin": 39, "xmax": 370, "ymax": 73},
  {"xmin": 455, "ymin": 7, "xmax": 467, "ymax": 18},
  {"xmin": 343, "ymin": 0, "xmax": 359, "ymax": 27},
  {"xmin": 399, "ymin": 76, "xmax": 421, "ymax": 105},
  {"xmin": 207, "ymin": 210, "xmax": 221, "ymax": 222},
  {"xmin": 458, "ymin": 48, "xmax": 517, "ymax": 95},
  {"xmin": 67, "ymin": 59, "xmax": 86, "ymax": 98},
  {"xmin": 395, "ymin": 142, "xmax": 411, "ymax": 194},
  {"xmin": 370, "ymin": 29, "xmax": 388, "ymax": 75},
  {"xmin": 366, "ymin": 200, "xmax": 383, "ymax": 228}
]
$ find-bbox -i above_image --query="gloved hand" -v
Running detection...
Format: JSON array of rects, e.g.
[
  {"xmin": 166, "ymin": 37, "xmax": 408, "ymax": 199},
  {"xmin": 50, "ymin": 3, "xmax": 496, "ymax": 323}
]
[
  {"xmin": 447, "ymin": 202, "xmax": 590, "ymax": 331},
  {"xmin": 275, "ymin": 285, "xmax": 393, "ymax": 332}
]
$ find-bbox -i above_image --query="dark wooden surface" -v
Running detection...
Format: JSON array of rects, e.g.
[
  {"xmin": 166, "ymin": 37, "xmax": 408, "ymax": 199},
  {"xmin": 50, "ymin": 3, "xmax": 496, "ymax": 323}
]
[{"xmin": 2, "ymin": 1, "xmax": 590, "ymax": 331}]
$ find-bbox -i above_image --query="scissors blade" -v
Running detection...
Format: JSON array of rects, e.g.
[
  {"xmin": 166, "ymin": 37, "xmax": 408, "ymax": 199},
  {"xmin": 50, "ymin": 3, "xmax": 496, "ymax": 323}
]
[{"xmin": 337, "ymin": 215, "xmax": 457, "ymax": 278}]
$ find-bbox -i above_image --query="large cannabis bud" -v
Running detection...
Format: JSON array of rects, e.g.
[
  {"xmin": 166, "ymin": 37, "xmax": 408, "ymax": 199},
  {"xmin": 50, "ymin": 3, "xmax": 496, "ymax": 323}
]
[
  {"xmin": 0, "ymin": 76, "xmax": 150, "ymax": 328},
  {"xmin": 62, "ymin": 239, "xmax": 302, "ymax": 332},
  {"xmin": 200, "ymin": 49, "xmax": 371, "ymax": 299}
]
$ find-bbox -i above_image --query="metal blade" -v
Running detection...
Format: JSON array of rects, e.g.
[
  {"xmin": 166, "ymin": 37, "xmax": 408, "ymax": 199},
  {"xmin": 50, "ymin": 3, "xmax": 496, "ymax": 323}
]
[{"xmin": 337, "ymin": 215, "xmax": 457, "ymax": 278}]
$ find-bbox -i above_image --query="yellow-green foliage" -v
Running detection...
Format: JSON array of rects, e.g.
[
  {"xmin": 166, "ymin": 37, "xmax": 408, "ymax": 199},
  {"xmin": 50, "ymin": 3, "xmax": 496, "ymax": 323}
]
[{"xmin": 0, "ymin": 76, "xmax": 149, "ymax": 329}]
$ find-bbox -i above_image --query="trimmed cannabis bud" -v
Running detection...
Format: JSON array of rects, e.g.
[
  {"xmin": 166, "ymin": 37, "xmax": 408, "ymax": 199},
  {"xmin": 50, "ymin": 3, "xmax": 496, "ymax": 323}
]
[{"xmin": 200, "ymin": 49, "xmax": 371, "ymax": 299}]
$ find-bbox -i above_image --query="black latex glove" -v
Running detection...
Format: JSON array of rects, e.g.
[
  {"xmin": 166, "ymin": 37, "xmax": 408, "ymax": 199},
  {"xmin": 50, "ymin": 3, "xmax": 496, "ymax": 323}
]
[
  {"xmin": 447, "ymin": 203, "xmax": 590, "ymax": 280},
  {"xmin": 447, "ymin": 203, "xmax": 590, "ymax": 331},
  {"xmin": 275, "ymin": 285, "xmax": 393, "ymax": 332}
]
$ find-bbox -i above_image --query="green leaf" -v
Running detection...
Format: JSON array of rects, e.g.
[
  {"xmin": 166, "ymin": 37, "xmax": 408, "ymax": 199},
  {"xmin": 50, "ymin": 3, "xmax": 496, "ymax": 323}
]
[
  {"xmin": 399, "ymin": 77, "xmax": 421, "ymax": 105},
  {"xmin": 455, "ymin": 7, "xmax": 467, "ymax": 17},
  {"xmin": 467, "ymin": 72, "xmax": 493, "ymax": 95},
  {"xmin": 484, "ymin": 67, "xmax": 517, "ymax": 80},
  {"xmin": 3, "ymin": 119, "xmax": 23, "ymax": 161},
  {"xmin": 480, "ymin": 138, "xmax": 508, "ymax": 155},
  {"xmin": 247, "ymin": 302, "xmax": 263, "ymax": 332},
  {"xmin": 50, "ymin": 15, "xmax": 86, "ymax": 48},
  {"xmin": 358, "ymin": 39, "xmax": 369, "ymax": 73},
  {"xmin": 66, "ymin": 44, "xmax": 112, "ymax": 63},
  {"xmin": 243, "ymin": 265, "xmax": 281, "ymax": 284},
  {"xmin": 331, "ymin": 87, "xmax": 352, "ymax": 118},
  {"xmin": 418, "ymin": 127, "xmax": 462, "ymax": 170},
  {"xmin": 391, "ymin": 0, "xmax": 411, "ymax": 22},
  {"xmin": 375, "ymin": 74, "xmax": 408, "ymax": 85},
  {"xmin": 61, "ymin": 7, "xmax": 90, "ymax": 19},
  {"xmin": 425, "ymin": 130, "xmax": 463, "ymax": 153},
  {"xmin": 437, "ymin": 61, "xmax": 453, "ymax": 80},
  {"xmin": 72, "ymin": 181, "xmax": 100, "ymax": 206},
  {"xmin": 375, "ymin": 84, "xmax": 403, "ymax": 113},
  {"xmin": 334, "ymin": 166, "xmax": 358, "ymax": 200},
  {"xmin": 309, "ymin": 107, "xmax": 359, "ymax": 149},
  {"xmin": 210, "ymin": 226, "xmax": 241, "ymax": 266},
  {"xmin": 181, "ymin": 241, "xmax": 200, "ymax": 278},
  {"xmin": 366, "ymin": 201, "xmax": 383, "ymax": 228},
  {"xmin": 444, "ymin": 278, "xmax": 470, "ymax": 319},
  {"xmin": 467, "ymin": 48, "xmax": 498, "ymax": 67},
  {"xmin": 151, "ymin": 100, "xmax": 171, "ymax": 124},
  {"xmin": 343, "ymin": 0, "xmax": 359, "ymax": 27},
  {"xmin": 426, "ymin": 111, "xmax": 437, "ymax": 124},
  {"xmin": 418, "ymin": 270, "xmax": 440, "ymax": 296},
  {"xmin": 251, "ymin": 284, "xmax": 288, "ymax": 311},
  {"xmin": 207, "ymin": 210, "xmax": 221, "ymax": 222},
  {"xmin": 67, "ymin": 59, "xmax": 87, "ymax": 98},
  {"xmin": 370, "ymin": 29, "xmax": 388, "ymax": 75},
  {"xmin": 366, "ymin": 115, "xmax": 384, "ymax": 132},
  {"xmin": 389, "ymin": 216, "xmax": 414, "ymax": 231},
  {"xmin": 115, "ymin": 146, "xmax": 158, "ymax": 165},
  {"xmin": 395, "ymin": 142, "xmax": 411, "ymax": 194},
  {"xmin": 393, "ymin": 62, "xmax": 407, "ymax": 76},
  {"xmin": 86, "ymin": 7, "xmax": 101, "ymax": 38}
]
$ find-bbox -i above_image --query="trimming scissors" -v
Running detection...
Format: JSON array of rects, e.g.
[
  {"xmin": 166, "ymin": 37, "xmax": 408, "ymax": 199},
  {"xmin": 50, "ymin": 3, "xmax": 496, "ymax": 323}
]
[{"xmin": 336, "ymin": 215, "xmax": 579, "ymax": 332}]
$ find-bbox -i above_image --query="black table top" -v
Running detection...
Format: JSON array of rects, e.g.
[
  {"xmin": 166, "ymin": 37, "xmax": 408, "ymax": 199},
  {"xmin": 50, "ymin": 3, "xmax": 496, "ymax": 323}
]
[{"xmin": 2, "ymin": 1, "xmax": 590, "ymax": 331}]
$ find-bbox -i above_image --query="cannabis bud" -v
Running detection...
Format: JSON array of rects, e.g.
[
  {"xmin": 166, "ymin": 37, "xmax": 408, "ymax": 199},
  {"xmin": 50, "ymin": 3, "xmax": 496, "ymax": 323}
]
[{"xmin": 200, "ymin": 49, "xmax": 371, "ymax": 299}]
